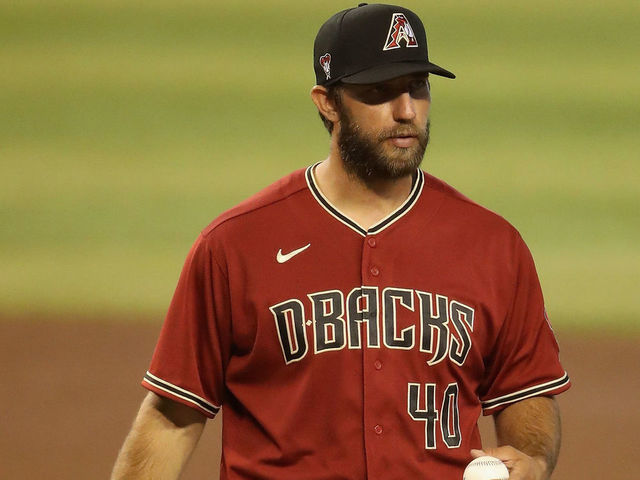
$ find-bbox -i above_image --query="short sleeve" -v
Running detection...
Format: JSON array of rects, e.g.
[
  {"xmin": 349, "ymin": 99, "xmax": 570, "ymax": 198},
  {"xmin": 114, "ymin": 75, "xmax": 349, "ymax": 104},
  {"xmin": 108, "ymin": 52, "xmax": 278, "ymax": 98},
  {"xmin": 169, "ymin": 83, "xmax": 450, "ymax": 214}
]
[
  {"xmin": 479, "ymin": 234, "xmax": 570, "ymax": 414},
  {"xmin": 141, "ymin": 233, "xmax": 231, "ymax": 418}
]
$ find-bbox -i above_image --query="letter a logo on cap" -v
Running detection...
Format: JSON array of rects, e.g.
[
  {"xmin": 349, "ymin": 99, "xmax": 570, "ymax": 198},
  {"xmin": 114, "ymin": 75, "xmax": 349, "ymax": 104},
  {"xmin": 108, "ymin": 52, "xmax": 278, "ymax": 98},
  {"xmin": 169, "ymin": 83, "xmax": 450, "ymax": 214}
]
[{"xmin": 383, "ymin": 13, "xmax": 418, "ymax": 51}]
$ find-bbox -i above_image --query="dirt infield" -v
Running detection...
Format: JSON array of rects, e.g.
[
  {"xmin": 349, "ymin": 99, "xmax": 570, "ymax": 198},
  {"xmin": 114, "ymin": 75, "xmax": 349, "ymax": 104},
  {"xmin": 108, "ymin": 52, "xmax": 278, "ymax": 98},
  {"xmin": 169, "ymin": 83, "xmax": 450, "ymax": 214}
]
[{"xmin": 1, "ymin": 319, "xmax": 637, "ymax": 479}]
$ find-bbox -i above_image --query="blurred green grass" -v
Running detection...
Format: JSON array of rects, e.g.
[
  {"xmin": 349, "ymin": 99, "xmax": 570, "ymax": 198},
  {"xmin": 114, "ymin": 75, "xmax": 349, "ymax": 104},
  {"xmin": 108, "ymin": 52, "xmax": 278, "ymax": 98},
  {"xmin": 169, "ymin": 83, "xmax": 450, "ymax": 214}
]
[{"xmin": 1, "ymin": 0, "xmax": 638, "ymax": 329}]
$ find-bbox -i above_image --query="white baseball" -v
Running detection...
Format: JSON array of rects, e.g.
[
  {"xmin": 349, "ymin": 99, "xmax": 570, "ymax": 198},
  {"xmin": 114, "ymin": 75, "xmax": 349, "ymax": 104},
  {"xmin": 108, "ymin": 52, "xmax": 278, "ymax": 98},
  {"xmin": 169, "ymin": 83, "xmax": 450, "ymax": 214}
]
[{"xmin": 463, "ymin": 455, "xmax": 509, "ymax": 480}]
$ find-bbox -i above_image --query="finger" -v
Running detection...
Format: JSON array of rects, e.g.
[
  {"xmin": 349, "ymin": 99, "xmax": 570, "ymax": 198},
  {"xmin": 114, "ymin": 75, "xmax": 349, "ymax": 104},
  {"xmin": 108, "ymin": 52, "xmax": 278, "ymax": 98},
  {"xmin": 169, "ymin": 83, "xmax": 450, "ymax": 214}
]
[{"xmin": 478, "ymin": 447, "xmax": 520, "ymax": 470}]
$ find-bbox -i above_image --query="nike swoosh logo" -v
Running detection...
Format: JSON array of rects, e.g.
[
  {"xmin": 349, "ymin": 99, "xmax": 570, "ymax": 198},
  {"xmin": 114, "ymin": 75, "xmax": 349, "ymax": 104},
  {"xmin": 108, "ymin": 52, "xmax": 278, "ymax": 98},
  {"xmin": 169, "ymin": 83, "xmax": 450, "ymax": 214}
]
[{"xmin": 277, "ymin": 243, "xmax": 311, "ymax": 264}]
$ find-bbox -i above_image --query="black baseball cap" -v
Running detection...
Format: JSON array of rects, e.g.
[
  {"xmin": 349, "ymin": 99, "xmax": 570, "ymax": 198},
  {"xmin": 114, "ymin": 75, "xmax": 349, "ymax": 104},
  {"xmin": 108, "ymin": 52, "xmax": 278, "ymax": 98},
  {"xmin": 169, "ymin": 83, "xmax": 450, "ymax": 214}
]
[{"xmin": 314, "ymin": 3, "xmax": 455, "ymax": 86}]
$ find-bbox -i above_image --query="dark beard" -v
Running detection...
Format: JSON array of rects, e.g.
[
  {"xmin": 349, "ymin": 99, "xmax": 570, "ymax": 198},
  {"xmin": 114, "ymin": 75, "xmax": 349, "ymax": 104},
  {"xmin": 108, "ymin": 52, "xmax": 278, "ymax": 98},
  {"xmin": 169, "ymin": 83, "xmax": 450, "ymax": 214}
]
[{"xmin": 337, "ymin": 109, "xmax": 430, "ymax": 182}]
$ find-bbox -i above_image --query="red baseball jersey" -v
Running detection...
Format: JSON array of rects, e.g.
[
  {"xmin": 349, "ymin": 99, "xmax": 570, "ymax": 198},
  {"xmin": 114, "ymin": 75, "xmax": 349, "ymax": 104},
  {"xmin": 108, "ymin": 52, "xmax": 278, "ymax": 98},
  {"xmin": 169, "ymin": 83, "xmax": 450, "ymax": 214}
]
[{"xmin": 142, "ymin": 165, "xmax": 570, "ymax": 479}]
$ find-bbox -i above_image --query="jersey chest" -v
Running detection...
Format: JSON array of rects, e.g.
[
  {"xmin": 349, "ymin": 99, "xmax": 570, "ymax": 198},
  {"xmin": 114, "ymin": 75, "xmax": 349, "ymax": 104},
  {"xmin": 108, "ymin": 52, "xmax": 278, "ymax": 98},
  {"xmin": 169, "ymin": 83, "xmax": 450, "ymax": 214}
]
[
  {"xmin": 217, "ymin": 225, "xmax": 491, "ymax": 468},
  {"xmin": 222, "ymin": 219, "xmax": 505, "ymax": 374}
]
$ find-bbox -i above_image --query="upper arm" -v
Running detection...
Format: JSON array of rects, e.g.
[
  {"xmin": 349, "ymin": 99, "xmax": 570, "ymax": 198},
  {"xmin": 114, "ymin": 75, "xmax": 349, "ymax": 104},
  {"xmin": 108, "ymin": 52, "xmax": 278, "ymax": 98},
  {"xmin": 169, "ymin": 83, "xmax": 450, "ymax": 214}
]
[
  {"xmin": 145, "ymin": 391, "xmax": 208, "ymax": 429},
  {"xmin": 142, "ymin": 234, "xmax": 229, "ymax": 418},
  {"xmin": 111, "ymin": 393, "xmax": 207, "ymax": 480},
  {"xmin": 479, "ymin": 235, "xmax": 570, "ymax": 415}
]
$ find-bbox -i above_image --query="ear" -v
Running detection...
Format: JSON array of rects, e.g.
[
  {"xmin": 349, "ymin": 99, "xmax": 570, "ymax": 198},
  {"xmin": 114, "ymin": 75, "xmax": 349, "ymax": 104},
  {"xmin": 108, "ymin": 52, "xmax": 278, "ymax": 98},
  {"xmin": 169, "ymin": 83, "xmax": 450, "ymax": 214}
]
[{"xmin": 310, "ymin": 85, "xmax": 340, "ymax": 124}]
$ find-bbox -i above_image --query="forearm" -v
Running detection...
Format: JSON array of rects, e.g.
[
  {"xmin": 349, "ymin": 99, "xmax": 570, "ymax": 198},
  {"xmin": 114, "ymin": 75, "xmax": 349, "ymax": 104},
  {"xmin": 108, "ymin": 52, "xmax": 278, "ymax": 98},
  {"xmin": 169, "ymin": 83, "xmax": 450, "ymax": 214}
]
[
  {"xmin": 111, "ymin": 392, "xmax": 206, "ymax": 480},
  {"xmin": 494, "ymin": 396, "xmax": 561, "ymax": 478}
]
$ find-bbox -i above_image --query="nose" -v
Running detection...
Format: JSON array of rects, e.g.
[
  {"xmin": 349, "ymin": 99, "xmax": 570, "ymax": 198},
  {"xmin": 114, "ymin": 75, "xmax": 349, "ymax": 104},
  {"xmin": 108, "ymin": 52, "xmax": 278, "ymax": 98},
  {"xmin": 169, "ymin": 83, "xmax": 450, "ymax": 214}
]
[{"xmin": 392, "ymin": 92, "xmax": 416, "ymax": 122}]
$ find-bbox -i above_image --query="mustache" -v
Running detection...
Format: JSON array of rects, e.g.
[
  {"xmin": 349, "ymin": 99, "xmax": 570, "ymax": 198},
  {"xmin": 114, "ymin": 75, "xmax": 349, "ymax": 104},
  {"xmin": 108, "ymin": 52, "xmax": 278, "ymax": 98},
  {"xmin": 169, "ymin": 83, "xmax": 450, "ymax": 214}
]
[
  {"xmin": 381, "ymin": 129, "xmax": 418, "ymax": 139},
  {"xmin": 377, "ymin": 121, "xmax": 430, "ymax": 143}
]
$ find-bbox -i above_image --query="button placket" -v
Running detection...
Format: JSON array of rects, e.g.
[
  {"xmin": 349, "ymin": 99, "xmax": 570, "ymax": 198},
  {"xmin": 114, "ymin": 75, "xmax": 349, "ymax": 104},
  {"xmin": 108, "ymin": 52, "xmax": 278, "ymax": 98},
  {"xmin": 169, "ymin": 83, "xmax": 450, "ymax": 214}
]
[{"xmin": 363, "ymin": 235, "xmax": 381, "ymax": 280}]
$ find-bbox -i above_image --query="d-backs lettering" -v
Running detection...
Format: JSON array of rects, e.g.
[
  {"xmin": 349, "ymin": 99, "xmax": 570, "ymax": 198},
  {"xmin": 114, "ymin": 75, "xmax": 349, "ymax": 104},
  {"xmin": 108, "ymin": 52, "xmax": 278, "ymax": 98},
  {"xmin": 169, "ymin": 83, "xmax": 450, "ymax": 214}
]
[{"xmin": 270, "ymin": 287, "xmax": 474, "ymax": 365}]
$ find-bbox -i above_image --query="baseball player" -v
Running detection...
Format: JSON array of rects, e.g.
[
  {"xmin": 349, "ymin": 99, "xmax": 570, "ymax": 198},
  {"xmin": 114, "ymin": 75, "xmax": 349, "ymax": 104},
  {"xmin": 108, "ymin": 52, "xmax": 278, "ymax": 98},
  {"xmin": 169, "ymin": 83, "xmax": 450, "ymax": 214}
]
[{"xmin": 112, "ymin": 4, "xmax": 570, "ymax": 480}]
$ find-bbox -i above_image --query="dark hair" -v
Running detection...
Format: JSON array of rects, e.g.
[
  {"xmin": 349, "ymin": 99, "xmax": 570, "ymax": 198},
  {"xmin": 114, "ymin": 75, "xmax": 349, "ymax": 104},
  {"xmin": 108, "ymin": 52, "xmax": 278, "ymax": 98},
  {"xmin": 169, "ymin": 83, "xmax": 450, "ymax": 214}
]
[{"xmin": 319, "ymin": 84, "xmax": 343, "ymax": 134}]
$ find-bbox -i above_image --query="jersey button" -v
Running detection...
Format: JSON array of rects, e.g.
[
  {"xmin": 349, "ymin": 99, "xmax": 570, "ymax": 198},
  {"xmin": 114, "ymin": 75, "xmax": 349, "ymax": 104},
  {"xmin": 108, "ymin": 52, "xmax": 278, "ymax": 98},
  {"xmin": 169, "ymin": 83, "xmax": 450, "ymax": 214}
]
[
  {"xmin": 374, "ymin": 424, "xmax": 383, "ymax": 435},
  {"xmin": 370, "ymin": 266, "xmax": 380, "ymax": 276},
  {"xmin": 374, "ymin": 360, "xmax": 382, "ymax": 370},
  {"xmin": 367, "ymin": 237, "xmax": 377, "ymax": 248}
]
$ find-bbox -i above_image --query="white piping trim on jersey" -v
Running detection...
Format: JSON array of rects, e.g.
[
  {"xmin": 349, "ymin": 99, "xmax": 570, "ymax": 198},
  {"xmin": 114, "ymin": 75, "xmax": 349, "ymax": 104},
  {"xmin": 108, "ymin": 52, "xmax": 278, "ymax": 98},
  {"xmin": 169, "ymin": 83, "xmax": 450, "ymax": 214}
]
[
  {"xmin": 143, "ymin": 371, "xmax": 220, "ymax": 415},
  {"xmin": 305, "ymin": 163, "xmax": 424, "ymax": 237},
  {"xmin": 306, "ymin": 164, "xmax": 366, "ymax": 236},
  {"xmin": 369, "ymin": 170, "xmax": 424, "ymax": 235},
  {"xmin": 481, "ymin": 372, "xmax": 570, "ymax": 412}
]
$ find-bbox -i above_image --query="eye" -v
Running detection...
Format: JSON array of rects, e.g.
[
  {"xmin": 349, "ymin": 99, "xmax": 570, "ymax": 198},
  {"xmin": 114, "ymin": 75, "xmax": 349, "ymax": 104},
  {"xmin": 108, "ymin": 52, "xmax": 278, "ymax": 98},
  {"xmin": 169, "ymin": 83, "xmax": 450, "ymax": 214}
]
[
  {"xmin": 409, "ymin": 79, "xmax": 429, "ymax": 93},
  {"xmin": 408, "ymin": 78, "xmax": 430, "ymax": 98},
  {"xmin": 350, "ymin": 84, "xmax": 394, "ymax": 104},
  {"xmin": 368, "ymin": 85, "xmax": 388, "ymax": 96}
]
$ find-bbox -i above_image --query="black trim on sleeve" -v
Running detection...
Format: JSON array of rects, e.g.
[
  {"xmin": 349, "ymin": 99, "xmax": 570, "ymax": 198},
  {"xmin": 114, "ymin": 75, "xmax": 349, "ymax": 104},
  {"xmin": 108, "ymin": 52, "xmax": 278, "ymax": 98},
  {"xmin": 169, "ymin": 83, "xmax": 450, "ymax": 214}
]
[
  {"xmin": 482, "ymin": 372, "xmax": 570, "ymax": 412},
  {"xmin": 143, "ymin": 371, "xmax": 220, "ymax": 416}
]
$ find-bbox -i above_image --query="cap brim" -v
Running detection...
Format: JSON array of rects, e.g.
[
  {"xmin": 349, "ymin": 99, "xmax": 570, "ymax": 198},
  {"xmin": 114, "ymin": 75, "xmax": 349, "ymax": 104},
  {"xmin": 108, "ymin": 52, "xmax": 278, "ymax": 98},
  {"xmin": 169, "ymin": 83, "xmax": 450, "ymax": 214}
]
[{"xmin": 340, "ymin": 61, "xmax": 455, "ymax": 84}]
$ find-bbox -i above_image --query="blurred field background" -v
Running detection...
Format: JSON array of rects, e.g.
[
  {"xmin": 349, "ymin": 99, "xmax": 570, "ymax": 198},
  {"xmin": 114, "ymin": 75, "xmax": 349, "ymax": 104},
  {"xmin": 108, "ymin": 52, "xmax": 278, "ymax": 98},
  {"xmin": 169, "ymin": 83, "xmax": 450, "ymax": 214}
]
[
  {"xmin": 1, "ymin": 0, "xmax": 638, "ymax": 329},
  {"xmin": 0, "ymin": 0, "xmax": 639, "ymax": 478}
]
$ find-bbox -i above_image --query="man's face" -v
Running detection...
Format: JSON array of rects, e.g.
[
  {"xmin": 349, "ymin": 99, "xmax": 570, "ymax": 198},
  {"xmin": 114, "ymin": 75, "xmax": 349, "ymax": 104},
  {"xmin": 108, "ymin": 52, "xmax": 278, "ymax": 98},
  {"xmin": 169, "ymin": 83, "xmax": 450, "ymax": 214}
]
[{"xmin": 336, "ymin": 73, "xmax": 432, "ymax": 182}]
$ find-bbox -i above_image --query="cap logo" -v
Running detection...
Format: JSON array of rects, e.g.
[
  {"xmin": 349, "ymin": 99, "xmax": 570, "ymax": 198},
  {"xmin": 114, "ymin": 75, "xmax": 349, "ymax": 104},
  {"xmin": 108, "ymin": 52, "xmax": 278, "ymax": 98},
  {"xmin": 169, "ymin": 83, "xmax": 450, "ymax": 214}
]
[
  {"xmin": 319, "ymin": 53, "xmax": 332, "ymax": 80},
  {"xmin": 383, "ymin": 13, "xmax": 418, "ymax": 51}
]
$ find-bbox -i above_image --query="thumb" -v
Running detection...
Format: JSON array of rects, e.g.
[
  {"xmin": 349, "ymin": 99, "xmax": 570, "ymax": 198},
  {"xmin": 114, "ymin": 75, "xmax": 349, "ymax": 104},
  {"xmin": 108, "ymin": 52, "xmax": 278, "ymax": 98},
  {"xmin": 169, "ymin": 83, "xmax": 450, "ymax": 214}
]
[{"xmin": 470, "ymin": 449, "xmax": 487, "ymax": 458}]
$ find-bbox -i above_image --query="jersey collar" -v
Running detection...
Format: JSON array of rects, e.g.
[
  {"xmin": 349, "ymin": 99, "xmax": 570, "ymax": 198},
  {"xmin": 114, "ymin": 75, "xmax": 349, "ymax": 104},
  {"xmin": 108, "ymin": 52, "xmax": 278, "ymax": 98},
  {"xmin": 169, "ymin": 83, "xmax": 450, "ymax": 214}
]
[{"xmin": 305, "ymin": 163, "xmax": 425, "ymax": 237}]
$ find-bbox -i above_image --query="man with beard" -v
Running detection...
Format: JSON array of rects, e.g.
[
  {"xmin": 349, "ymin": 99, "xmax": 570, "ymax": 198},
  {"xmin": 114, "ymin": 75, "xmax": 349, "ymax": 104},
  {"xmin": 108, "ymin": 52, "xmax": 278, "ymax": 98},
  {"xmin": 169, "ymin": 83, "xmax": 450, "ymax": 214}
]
[{"xmin": 112, "ymin": 4, "xmax": 570, "ymax": 480}]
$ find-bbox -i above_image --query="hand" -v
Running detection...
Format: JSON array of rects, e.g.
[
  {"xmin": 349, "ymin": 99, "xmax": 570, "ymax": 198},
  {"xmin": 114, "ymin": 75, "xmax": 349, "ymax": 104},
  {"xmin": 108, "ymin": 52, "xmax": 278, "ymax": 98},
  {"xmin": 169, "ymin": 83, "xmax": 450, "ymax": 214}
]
[{"xmin": 471, "ymin": 447, "xmax": 549, "ymax": 480}]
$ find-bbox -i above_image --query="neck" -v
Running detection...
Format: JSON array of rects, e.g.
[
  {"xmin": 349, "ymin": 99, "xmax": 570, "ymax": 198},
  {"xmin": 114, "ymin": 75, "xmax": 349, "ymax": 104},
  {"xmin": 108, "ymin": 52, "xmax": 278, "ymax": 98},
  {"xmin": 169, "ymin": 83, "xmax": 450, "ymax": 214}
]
[{"xmin": 313, "ymin": 154, "xmax": 416, "ymax": 231}]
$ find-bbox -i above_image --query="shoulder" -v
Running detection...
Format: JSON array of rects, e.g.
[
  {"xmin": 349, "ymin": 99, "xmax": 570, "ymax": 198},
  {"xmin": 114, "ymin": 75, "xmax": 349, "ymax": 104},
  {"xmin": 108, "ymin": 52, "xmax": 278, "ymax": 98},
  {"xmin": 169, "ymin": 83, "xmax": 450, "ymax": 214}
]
[
  {"xmin": 422, "ymin": 173, "xmax": 538, "ymax": 284},
  {"xmin": 201, "ymin": 167, "xmax": 309, "ymax": 239},
  {"xmin": 423, "ymin": 171, "xmax": 520, "ymax": 237}
]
